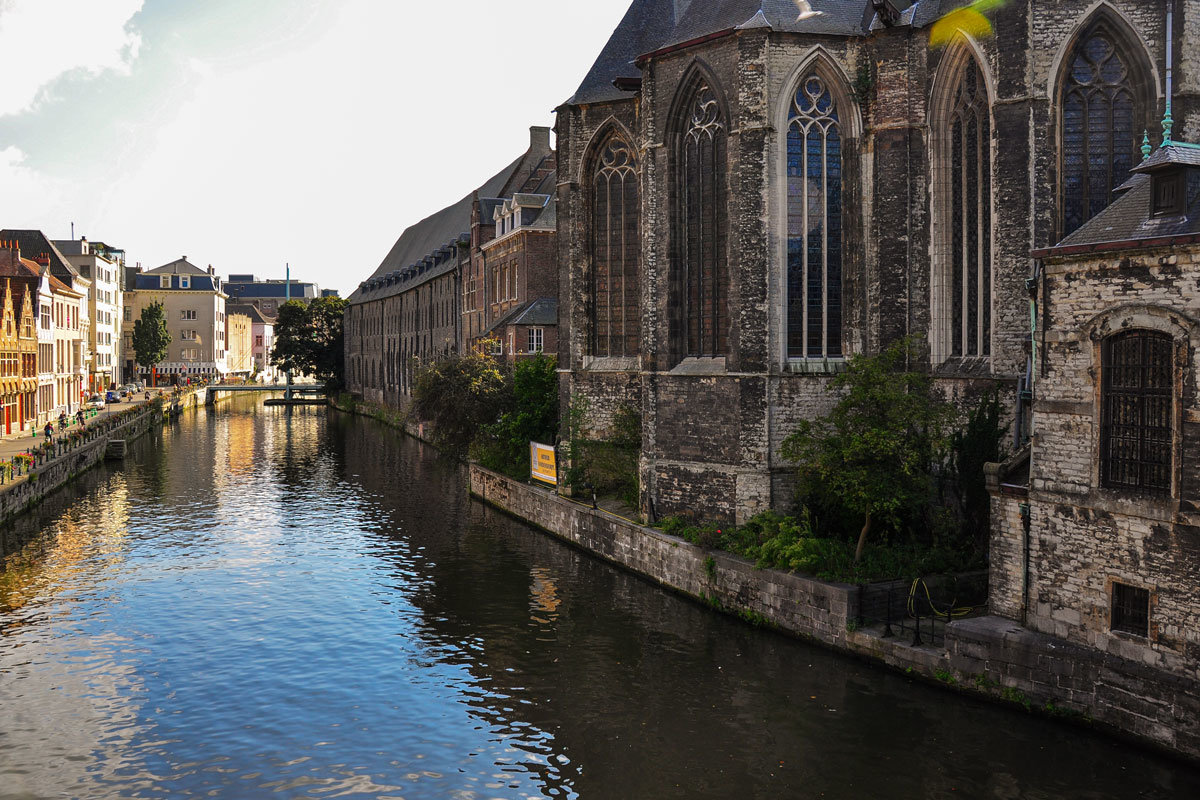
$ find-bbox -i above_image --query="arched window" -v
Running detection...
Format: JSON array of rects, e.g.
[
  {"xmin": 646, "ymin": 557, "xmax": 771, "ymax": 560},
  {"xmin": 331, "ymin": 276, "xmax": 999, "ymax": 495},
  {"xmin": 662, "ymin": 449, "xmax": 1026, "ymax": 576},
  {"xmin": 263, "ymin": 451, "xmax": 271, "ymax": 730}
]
[
  {"xmin": 931, "ymin": 44, "xmax": 992, "ymax": 364},
  {"xmin": 677, "ymin": 78, "xmax": 727, "ymax": 358},
  {"xmin": 787, "ymin": 73, "xmax": 842, "ymax": 359},
  {"xmin": 1101, "ymin": 330, "xmax": 1173, "ymax": 494},
  {"xmin": 1060, "ymin": 22, "xmax": 1150, "ymax": 236},
  {"xmin": 591, "ymin": 133, "xmax": 640, "ymax": 358}
]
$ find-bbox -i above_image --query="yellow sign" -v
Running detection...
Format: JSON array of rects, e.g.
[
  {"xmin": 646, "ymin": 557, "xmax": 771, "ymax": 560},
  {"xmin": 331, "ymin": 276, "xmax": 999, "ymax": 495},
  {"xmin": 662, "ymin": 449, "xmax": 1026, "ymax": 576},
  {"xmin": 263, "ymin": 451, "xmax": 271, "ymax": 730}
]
[{"xmin": 530, "ymin": 442, "xmax": 557, "ymax": 486}]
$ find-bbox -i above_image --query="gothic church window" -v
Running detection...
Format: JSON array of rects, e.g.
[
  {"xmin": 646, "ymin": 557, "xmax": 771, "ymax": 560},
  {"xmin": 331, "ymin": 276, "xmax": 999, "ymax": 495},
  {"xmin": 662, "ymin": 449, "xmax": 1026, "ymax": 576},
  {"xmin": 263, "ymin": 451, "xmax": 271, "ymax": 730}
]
[
  {"xmin": 931, "ymin": 45, "xmax": 992, "ymax": 364},
  {"xmin": 1101, "ymin": 330, "xmax": 1173, "ymax": 494},
  {"xmin": 591, "ymin": 133, "xmax": 640, "ymax": 358},
  {"xmin": 676, "ymin": 79, "xmax": 728, "ymax": 358},
  {"xmin": 1061, "ymin": 25, "xmax": 1146, "ymax": 236},
  {"xmin": 787, "ymin": 73, "xmax": 842, "ymax": 359}
]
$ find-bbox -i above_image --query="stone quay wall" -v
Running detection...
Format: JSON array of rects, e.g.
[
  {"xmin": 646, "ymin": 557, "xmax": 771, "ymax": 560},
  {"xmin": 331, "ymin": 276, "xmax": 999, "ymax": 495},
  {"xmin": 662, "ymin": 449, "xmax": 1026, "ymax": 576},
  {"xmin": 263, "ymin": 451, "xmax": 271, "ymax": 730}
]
[
  {"xmin": 470, "ymin": 463, "xmax": 1200, "ymax": 765},
  {"xmin": 0, "ymin": 401, "xmax": 165, "ymax": 526}
]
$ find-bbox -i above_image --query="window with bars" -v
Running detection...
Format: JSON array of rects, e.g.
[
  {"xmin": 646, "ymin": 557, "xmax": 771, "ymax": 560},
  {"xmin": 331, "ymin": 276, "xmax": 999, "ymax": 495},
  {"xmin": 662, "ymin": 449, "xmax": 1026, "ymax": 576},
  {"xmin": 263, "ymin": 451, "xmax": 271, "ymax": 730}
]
[
  {"xmin": 1111, "ymin": 582, "xmax": 1150, "ymax": 637},
  {"xmin": 591, "ymin": 133, "xmax": 640, "ymax": 358},
  {"xmin": 1061, "ymin": 26, "xmax": 1145, "ymax": 237},
  {"xmin": 1101, "ymin": 331, "xmax": 1173, "ymax": 494},
  {"xmin": 677, "ymin": 78, "xmax": 728, "ymax": 358},
  {"xmin": 786, "ymin": 73, "xmax": 843, "ymax": 360}
]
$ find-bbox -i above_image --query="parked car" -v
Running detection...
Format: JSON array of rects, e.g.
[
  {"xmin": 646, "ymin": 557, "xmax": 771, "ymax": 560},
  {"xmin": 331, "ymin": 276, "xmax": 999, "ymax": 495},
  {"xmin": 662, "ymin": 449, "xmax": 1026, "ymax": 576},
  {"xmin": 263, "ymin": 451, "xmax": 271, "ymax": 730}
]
[
  {"xmin": 85, "ymin": 394, "xmax": 105, "ymax": 410},
  {"xmin": 105, "ymin": 390, "xmax": 118, "ymax": 403},
  {"xmin": 121, "ymin": 384, "xmax": 138, "ymax": 394}
]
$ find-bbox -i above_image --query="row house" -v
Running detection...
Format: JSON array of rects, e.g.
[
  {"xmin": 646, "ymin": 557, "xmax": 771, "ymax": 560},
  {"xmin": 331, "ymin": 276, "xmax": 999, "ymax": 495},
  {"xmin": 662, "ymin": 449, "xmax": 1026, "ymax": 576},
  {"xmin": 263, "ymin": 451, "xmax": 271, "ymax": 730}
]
[
  {"xmin": 0, "ymin": 232, "xmax": 91, "ymax": 418},
  {"xmin": 55, "ymin": 237, "xmax": 125, "ymax": 392},
  {"xmin": 229, "ymin": 304, "xmax": 277, "ymax": 382},
  {"xmin": 225, "ymin": 306, "xmax": 254, "ymax": 378},
  {"xmin": 122, "ymin": 258, "xmax": 228, "ymax": 382},
  {"xmin": 0, "ymin": 245, "xmax": 40, "ymax": 434},
  {"xmin": 346, "ymin": 127, "xmax": 559, "ymax": 407}
]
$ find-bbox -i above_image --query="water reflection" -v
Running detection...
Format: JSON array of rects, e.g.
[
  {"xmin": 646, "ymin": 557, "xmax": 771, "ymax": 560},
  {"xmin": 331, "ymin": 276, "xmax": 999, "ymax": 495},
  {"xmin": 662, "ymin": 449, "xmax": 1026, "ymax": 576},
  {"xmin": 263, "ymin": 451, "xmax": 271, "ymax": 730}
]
[{"xmin": 0, "ymin": 398, "xmax": 1196, "ymax": 799}]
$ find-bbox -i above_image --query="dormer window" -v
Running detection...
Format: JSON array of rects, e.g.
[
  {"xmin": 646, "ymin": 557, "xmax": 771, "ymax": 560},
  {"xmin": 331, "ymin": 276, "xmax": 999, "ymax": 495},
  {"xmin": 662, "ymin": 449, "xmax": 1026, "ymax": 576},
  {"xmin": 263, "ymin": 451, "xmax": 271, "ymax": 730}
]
[
  {"xmin": 1152, "ymin": 170, "xmax": 1185, "ymax": 217},
  {"xmin": 160, "ymin": 275, "xmax": 171, "ymax": 289},
  {"xmin": 180, "ymin": 275, "xmax": 191, "ymax": 289}
]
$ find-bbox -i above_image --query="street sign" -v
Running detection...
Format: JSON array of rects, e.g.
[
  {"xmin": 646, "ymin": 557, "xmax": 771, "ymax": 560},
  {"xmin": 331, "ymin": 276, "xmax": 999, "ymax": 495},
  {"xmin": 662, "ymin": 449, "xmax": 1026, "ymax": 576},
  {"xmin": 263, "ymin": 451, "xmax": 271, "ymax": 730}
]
[{"xmin": 530, "ymin": 441, "xmax": 556, "ymax": 486}]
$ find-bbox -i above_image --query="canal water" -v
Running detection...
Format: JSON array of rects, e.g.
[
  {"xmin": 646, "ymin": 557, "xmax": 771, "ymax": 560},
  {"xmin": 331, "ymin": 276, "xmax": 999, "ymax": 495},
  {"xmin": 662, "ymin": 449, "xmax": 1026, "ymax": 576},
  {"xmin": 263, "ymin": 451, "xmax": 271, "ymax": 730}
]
[{"xmin": 1, "ymin": 400, "xmax": 1197, "ymax": 800}]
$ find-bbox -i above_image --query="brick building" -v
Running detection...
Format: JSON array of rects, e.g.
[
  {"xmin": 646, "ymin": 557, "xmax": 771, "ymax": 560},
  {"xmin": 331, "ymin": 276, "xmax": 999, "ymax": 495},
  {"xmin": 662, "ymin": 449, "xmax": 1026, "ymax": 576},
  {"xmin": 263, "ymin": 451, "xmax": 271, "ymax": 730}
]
[
  {"xmin": 346, "ymin": 127, "xmax": 557, "ymax": 405},
  {"xmin": 989, "ymin": 136, "xmax": 1200, "ymax": 685},
  {"xmin": 557, "ymin": 0, "xmax": 1198, "ymax": 523}
]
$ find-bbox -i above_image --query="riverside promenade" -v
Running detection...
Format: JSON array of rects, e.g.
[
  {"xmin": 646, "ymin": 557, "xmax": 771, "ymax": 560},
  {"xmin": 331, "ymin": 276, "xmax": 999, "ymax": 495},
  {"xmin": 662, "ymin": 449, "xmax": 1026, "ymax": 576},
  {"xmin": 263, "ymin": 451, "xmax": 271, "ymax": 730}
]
[{"xmin": 0, "ymin": 388, "xmax": 199, "ymax": 525}]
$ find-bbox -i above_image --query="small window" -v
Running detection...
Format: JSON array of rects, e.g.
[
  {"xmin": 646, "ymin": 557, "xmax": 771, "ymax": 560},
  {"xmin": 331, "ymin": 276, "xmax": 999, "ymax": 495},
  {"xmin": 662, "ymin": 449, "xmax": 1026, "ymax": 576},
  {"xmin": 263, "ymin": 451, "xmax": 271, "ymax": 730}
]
[
  {"xmin": 160, "ymin": 275, "xmax": 171, "ymax": 289},
  {"xmin": 1152, "ymin": 172, "xmax": 1185, "ymax": 217},
  {"xmin": 528, "ymin": 327, "xmax": 544, "ymax": 353},
  {"xmin": 180, "ymin": 276, "xmax": 191, "ymax": 289},
  {"xmin": 123, "ymin": 306, "xmax": 132, "ymax": 322},
  {"xmin": 1111, "ymin": 582, "xmax": 1150, "ymax": 637}
]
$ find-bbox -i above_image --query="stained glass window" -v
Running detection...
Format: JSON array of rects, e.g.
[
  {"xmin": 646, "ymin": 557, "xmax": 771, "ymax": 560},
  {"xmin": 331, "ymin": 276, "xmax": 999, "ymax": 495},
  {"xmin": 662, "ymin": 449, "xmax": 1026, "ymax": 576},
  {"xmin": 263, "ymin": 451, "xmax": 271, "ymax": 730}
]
[
  {"xmin": 947, "ymin": 57, "xmax": 991, "ymax": 358},
  {"xmin": 679, "ymin": 81, "xmax": 728, "ymax": 358},
  {"xmin": 786, "ymin": 74, "xmax": 842, "ymax": 359},
  {"xmin": 592, "ymin": 134, "xmax": 640, "ymax": 358},
  {"xmin": 1062, "ymin": 28, "xmax": 1141, "ymax": 236}
]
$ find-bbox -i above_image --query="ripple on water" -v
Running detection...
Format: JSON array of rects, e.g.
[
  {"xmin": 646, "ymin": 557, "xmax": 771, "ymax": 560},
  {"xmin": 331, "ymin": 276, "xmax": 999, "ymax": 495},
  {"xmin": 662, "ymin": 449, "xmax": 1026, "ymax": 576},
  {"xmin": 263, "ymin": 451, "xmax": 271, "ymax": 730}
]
[{"xmin": 0, "ymin": 402, "xmax": 1197, "ymax": 800}]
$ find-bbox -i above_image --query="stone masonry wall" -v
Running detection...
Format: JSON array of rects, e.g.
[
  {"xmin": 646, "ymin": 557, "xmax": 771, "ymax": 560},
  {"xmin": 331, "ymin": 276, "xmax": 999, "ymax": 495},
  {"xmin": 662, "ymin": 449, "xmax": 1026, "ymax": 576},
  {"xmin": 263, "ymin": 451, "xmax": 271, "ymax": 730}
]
[{"xmin": 474, "ymin": 463, "xmax": 1200, "ymax": 763}]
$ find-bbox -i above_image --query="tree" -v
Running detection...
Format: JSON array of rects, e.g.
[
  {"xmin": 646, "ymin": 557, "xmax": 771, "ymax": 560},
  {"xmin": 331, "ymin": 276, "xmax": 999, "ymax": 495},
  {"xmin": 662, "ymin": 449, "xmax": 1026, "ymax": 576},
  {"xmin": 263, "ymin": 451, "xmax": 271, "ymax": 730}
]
[
  {"xmin": 781, "ymin": 338, "xmax": 951, "ymax": 563},
  {"xmin": 132, "ymin": 302, "xmax": 171, "ymax": 386},
  {"xmin": 271, "ymin": 296, "xmax": 348, "ymax": 390},
  {"xmin": 410, "ymin": 348, "xmax": 510, "ymax": 457},
  {"xmin": 476, "ymin": 354, "xmax": 559, "ymax": 476}
]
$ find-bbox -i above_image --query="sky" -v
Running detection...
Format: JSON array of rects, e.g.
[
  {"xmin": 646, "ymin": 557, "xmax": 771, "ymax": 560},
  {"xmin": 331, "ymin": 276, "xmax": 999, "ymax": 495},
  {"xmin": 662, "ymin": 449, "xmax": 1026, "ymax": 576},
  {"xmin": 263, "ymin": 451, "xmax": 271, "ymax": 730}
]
[{"xmin": 0, "ymin": 0, "xmax": 632, "ymax": 296}]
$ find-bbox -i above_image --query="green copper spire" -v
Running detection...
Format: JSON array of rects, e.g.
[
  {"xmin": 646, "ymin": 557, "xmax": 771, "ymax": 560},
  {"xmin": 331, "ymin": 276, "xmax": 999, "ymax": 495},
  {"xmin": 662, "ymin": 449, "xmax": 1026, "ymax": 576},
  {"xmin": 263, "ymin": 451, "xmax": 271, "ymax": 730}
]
[
  {"xmin": 1162, "ymin": 104, "xmax": 1174, "ymax": 145},
  {"xmin": 1142, "ymin": 130, "xmax": 1152, "ymax": 160}
]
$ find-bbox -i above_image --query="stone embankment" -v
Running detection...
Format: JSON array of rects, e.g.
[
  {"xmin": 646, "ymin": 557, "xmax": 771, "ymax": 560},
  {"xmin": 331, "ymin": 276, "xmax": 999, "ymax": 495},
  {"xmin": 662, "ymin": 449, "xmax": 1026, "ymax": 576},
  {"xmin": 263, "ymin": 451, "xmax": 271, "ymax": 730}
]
[
  {"xmin": 469, "ymin": 464, "xmax": 1200, "ymax": 765},
  {"xmin": 0, "ymin": 388, "xmax": 202, "ymax": 526}
]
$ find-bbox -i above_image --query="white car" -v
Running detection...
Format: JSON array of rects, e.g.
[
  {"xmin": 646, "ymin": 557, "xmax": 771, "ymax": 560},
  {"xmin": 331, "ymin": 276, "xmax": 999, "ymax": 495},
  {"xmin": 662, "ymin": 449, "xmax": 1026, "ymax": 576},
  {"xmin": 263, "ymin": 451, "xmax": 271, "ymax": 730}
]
[{"xmin": 85, "ymin": 394, "xmax": 105, "ymax": 410}]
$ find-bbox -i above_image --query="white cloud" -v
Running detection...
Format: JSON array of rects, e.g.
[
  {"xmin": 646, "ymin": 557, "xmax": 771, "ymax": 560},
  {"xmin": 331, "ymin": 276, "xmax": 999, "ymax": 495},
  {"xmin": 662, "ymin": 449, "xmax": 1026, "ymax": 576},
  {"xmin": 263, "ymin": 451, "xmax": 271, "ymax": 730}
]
[
  {"xmin": 0, "ymin": 0, "xmax": 144, "ymax": 116},
  {"xmin": 0, "ymin": 146, "xmax": 72, "ymax": 228}
]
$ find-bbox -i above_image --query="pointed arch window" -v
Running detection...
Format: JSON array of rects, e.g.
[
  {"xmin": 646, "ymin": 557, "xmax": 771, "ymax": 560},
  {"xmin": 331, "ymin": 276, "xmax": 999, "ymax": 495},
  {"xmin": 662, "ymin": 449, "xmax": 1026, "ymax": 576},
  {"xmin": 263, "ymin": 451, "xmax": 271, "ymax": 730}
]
[
  {"xmin": 946, "ymin": 56, "xmax": 991, "ymax": 358},
  {"xmin": 787, "ymin": 73, "xmax": 842, "ymax": 359},
  {"xmin": 677, "ymin": 80, "xmax": 728, "ymax": 358},
  {"xmin": 1061, "ymin": 25, "xmax": 1146, "ymax": 236},
  {"xmin": 591, "ymin": 133, "xmax": 640, "ymax": 358}
]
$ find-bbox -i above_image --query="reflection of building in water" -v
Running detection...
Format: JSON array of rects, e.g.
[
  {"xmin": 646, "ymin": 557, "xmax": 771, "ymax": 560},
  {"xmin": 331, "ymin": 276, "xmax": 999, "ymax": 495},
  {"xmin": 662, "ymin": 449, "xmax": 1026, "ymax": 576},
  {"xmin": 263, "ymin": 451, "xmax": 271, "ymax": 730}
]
[
  {"xmin": 529, "ymin": 566, "xmax": 560, "ymax": 623},
  {"xmin": 0, "ymin": 478, "xmax": 131, "ymax": 615}
]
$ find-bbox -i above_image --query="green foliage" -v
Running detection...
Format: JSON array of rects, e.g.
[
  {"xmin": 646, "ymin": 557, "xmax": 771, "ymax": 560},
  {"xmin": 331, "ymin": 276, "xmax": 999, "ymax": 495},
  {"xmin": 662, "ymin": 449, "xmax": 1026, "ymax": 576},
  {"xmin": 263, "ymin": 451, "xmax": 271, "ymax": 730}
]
[
  {"xmin": 950, "ymin": 390, "xmax": 1008, "ymax": 552},
  {"xmin": 474, "ymin": 354, "xmax": 559, "ymax": 477},
  {"xmin": 782, "ymin": 338, "xmax": 953, "ymax": 561},
  {"xmin": 271, "ymin": 296, "xmax": 349, "ymax": 390},
  {"xmin": 703, "ymin": 555, "xmax": 717, "ymax": 581},
  {"xmin": 132, "ymin": 302, "xmax": 171, "ymax": 372},
  {"xmin": 411, "ymin": 349, "xmax": 510, "ymax": 458},
  {"xmin": 565, "ymin": 399, "xmax": 640, "ymax": 508},
  {"xmin": 660, "ymin": 510, "xmax": 982, "ymax": 584}
]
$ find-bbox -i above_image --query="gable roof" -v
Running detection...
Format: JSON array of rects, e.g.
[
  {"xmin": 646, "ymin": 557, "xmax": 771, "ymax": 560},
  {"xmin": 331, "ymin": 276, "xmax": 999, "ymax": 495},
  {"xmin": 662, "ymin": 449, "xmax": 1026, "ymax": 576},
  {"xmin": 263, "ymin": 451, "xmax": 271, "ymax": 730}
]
[
  {"xmin": 0, "ymin": 229, "xmax": 80, "ymax": 282},
  {"xmin": 146, "ymin": 257, "xmax": 209, "ymax": 275},
  {"xmin": 487, "ymin": 297, "xmax": 559, "ymax": 333},
  {"xmin": 566, "ymin": 0, "xmax": 902, "ymax": 106}
]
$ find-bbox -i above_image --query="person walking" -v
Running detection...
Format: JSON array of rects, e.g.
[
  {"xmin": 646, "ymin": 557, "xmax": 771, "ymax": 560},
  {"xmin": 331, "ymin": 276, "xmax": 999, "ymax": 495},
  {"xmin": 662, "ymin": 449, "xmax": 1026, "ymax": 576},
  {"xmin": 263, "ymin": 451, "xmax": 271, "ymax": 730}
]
[
  {"xmin": 76, "ymin": 408, "xmax": 86, "ymax": 427},
  {"xmin": 43, "ymin": 422, "xmax": 53, "ymax": 444}
]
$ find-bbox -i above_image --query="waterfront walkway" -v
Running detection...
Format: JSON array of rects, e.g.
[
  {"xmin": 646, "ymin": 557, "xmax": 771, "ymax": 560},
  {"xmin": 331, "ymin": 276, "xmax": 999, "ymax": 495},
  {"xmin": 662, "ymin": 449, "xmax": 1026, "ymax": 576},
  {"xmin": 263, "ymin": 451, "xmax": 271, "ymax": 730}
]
[{"xmin": 0, "ymin": 395, "xmax": 158, "ymax": 464}]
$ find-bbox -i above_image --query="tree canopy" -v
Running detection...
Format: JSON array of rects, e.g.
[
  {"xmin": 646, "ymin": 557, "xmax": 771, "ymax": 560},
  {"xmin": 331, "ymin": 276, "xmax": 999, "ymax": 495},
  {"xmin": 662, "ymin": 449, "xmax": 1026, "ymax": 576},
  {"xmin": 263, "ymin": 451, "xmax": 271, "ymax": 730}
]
[
  {"xmin": 132, "ymin": 301, "xmax": 171, "ymax": 374},
  {"xmin": 781, "ymin": 338, "xmax": 952, "ymax": 562},
  {"xmin": 271, "ymin": 296, "xmax": 348, "ymax": 390}
]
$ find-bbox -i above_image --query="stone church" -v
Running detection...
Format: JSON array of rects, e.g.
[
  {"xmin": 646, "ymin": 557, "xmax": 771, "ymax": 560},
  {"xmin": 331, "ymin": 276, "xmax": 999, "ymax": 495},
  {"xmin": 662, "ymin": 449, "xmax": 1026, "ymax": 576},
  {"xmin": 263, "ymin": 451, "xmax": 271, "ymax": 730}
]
[{"xmin": 557, "ymin": 0, "xmax": 1199, "ymax": 523}]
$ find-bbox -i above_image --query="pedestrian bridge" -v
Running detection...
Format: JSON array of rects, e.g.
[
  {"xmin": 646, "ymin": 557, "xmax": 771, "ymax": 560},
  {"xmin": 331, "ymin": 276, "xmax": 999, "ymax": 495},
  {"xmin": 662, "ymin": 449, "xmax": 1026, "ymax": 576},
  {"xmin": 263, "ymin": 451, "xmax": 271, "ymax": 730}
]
[{"xmin": 204, "ymin": 384, "xmax": 325, "ymax": 405}]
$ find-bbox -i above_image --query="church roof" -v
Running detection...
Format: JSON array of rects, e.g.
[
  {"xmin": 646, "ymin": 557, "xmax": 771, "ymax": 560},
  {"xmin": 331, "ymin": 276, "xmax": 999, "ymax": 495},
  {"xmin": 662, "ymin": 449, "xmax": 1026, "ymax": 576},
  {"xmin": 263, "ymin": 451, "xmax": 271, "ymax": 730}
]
[{"xmin": 566, "ymin": 1, "xmax": 933, "ymax": 106}]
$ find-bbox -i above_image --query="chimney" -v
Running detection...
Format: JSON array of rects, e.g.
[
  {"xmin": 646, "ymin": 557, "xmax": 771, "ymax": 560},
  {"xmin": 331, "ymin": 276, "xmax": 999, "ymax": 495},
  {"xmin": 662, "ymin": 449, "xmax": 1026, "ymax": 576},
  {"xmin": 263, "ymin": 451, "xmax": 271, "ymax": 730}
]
[
  {"xmin": 529, "ymin": 125, "xmax": 551, "ymax": 154},
  {"xmin": 208, "ymin": 265, "xmax": 215, "ymax": 276}
]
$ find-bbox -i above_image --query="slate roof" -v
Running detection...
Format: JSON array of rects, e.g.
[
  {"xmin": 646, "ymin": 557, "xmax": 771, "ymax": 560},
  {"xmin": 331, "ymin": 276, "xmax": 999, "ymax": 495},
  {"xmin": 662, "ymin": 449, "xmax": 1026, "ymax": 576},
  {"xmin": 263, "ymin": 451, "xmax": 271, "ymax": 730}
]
[
  {"xmin": 567, "ymin": 0, "xmax": 938, "ymax": 106},
  {"xmin": 226, "ymin": 280, "xmax": 318, "ymax": 300},
  {"xmin": 1045, "ymin": 144, "xmax": 1200, "ymax": 253},
  {"xmin": 487, "ymin": 297, "xmax": 559, "ymax": 333},
  {"xmin": 146, "ymin": 258, "xmax": 208, "ymax": 275},
  {"xmin": 350, "ymin": 155, "xmax": 525, "ymax": 305},
  {"xmin": 0, "ymin": 229, "xmax": 80, "ymax": 282}
]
